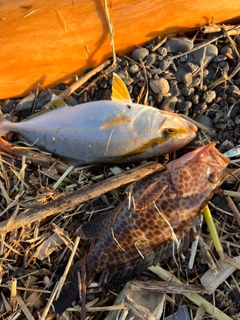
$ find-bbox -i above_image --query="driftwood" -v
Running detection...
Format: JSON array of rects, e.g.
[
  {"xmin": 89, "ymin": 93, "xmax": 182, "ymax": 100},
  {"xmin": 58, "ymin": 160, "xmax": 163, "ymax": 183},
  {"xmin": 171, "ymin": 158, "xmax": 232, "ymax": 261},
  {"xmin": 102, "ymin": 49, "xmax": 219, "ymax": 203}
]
[
  {"xmin": 0, "ymin": 138, "xmax": 69, "ymax": 173},
  {"xmin": 130, "ymin": 280, "xmax": 211, "ymax": 294},
  {"xmin": 0, "ymin": 162, "xmax": 162, "ymax": 234}
]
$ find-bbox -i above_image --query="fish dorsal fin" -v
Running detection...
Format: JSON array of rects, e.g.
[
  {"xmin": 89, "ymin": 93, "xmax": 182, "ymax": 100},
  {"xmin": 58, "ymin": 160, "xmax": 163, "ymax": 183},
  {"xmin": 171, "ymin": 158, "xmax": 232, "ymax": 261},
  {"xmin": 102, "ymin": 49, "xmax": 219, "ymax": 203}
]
[
  {"xmin": 135, "ymin": 181, "xmax": 168, "ymax": 211},
  {"xmin": 111, "ymin": 73, "xmax": 132, "ymax": 103},
  {"xmin": 51, "ymin": 94, "xmax": 69, "ymax": 107}
]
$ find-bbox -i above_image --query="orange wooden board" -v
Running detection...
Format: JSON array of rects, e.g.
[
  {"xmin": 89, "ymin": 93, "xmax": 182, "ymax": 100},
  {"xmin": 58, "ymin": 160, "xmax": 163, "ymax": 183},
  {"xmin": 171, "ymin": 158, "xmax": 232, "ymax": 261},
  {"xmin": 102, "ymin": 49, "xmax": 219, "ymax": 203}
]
[{"xmin": 0, "ymin": 0, "xmax": 240, "ymax": 99}]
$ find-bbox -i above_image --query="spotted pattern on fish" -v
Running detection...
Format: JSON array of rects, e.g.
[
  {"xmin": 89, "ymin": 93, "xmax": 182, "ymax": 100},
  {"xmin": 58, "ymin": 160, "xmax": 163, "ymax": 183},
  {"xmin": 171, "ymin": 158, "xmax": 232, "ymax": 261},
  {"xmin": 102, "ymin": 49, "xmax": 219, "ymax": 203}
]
[{"xmin": 53, "ymin": 142, "xmax": 229, "ymax": 314}]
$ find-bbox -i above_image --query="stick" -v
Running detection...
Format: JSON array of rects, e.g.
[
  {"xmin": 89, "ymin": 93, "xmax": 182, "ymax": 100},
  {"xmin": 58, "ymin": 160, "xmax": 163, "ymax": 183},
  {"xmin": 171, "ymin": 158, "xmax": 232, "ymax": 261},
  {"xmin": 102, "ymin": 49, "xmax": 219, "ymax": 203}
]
[
  {"xmin": 148, "ymin": 265, "xmax": 233, "ymax": 320},
  {"xmin": 0, "ymin": 162, "xmax": 162, "ymax": 235},
  {"xmin": 0, "ymin": 138, "xmax": 69, "ymax": 173},
  {"xmin": 41, "ymin": 60, "xmax": 111, "ymax": 110},
  {"xmin": 103, "ymin": 0, "xmax": 117, "ymax": 72}
]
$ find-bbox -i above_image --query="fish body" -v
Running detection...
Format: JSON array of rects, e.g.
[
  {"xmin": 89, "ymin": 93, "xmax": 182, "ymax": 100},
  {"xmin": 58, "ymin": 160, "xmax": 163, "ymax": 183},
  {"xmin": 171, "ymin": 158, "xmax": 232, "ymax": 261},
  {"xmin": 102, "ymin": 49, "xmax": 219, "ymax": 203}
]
[
  {"xmin": 0, "ymin": 75, "xmax": 197, "ymax": 164},
  {"xmin": 53, "ymin": 142, "xmax": 229, "ymax": 313}
]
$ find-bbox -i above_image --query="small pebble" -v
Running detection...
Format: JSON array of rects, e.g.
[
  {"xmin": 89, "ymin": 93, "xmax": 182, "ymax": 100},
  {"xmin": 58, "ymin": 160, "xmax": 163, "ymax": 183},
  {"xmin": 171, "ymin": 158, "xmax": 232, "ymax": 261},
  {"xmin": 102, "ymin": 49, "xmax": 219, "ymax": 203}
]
[
  {"xmin": 161, "ymin": 96, "xmax": 178, "ymax": 112},
  {"xmin": 145, "ymin": 53, "xmax": 157, "ymax": 66},
  {"xmin": 150, "ymin": 78, "xmax": 170, "ymax": 94},
  {"xmin": 188, "ymin": 44, "xmax": 218, "ymax": 66},
  {"xmin": 65, "ymin": 96, "xmax": 78, "ymax": 106},
  {"xmin": 99, "ymin": 88, "xmax": 111, "ymax": 100},
  {"xmin": 176, "ymin": 65, "xmax": 193, "ymax": 87},
  {"xmin": 150, "ymin": 68, "xmax": 162, "ymax": 76},
  {"xmin": 218, "ymin": 61, "xmax": 227, "ymax": 68},
  {"xmin": 164, "ymin": 37, "xmax": 193, "ymax": 53},
  {"xmin": 129, "ymin": 64, "xmax": 139, "ymax": 74},
  {"xmin": 203, "ymin": 90, "xmax": 216, "ymax": 104},
  {"xmin": 181, "ymin": 87, "xmax": 192, "ymax": 96},
  {"xmin": 192, "ymin": 95, "xmax": 200, "ymax": 104},
  {"xmin": 37, "ymin": 91, "xmax": 52, "ymax": 109},
  {"xmin": 157, "ymin": 47, "xmax": 168, "ymax": 57},
  {"xmin": 215, "ymin": 123, "xmax": 225, "ymax": 130},
  {"xmin": 132, "ymin": 47, "xmax": 149, "ymax": 62},
  {"xmin": 193, "ymin": 114, "xmax": 213, "ymax": 128},
  {"xmin": 213, "ymin": 54, "xmax": 227, "ymax": 63},
  {"xmin": 16, "ymin": 93, "xmax": 36, "ymax": 112},
  {"xmin": 158, "ymin": 57, "xmax": 172, "ymax": 71},
  {"xmin": 176, "ymin": 100, "xmax": 192, "ymax": 111},
  {"xmin": 193, "ymin": 103, "xmax": 208, "ymax": 114},
  {"xmin": 235, "ymin": 115, "xmax": 240, "ymax": 125},
  {"xmin": 2, "ymin": 99, "xmax": 16, "ymax": 113},
  {"xmin": 117, "ymin": 70, "xmax": 126, "ymax": 80},
  {"xmin": 220, "ymin": 45, "xmax": 233, "ymax": 56}
]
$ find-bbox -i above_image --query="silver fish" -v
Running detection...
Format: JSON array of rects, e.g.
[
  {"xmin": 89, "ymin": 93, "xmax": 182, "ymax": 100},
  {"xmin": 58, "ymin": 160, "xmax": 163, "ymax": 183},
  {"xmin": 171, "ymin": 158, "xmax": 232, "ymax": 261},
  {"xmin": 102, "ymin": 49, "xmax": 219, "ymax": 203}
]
[{"xmin": 0, "ymin": 74, "xmax": 197, "ymax": 164}]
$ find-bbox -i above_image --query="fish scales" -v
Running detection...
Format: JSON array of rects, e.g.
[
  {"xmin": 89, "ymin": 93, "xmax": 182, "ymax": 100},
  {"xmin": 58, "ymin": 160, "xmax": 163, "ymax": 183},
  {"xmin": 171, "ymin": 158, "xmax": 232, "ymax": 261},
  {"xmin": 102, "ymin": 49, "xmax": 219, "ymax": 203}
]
[
  {"xmin": 53, "ymin": 142, "xmax": 229, "ymax": 314},
  {"xmin": 0, "ymin": 100, "xmax": 197, "ymax": 164}
]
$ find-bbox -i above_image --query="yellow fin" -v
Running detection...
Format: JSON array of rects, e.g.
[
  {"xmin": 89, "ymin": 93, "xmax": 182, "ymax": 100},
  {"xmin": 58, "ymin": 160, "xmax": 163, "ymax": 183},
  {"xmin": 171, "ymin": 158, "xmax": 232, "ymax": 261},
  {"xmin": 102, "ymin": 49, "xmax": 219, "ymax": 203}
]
[
  {"xmin": 100, "ymin": 113, "xmax": 132, "ymax": 129},
  {"xmin": 51, "ymin": 94, "xmax": 69, "ymax": 107},
  {"xmin": 111, "ymin": 73, "xmax": 132, "ymax": 103},
  {"xmin": 23, "ymin": 94, "xmax": 69, "ymax": 121}
]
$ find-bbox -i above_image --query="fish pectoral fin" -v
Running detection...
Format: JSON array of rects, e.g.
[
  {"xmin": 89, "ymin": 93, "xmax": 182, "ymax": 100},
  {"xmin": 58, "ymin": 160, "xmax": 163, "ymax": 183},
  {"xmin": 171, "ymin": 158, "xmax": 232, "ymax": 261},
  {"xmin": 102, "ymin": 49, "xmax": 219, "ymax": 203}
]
[
  {"xmin": 99, "ymin": 113, "xmax": 132, "ymax": 129},
  {"xmin": 135, "ymin": 182, "xmax": 168, "ymax": 211},
  {"xmin": 111, "ymin": 73, "xmax": 132, "ymax": 103}
]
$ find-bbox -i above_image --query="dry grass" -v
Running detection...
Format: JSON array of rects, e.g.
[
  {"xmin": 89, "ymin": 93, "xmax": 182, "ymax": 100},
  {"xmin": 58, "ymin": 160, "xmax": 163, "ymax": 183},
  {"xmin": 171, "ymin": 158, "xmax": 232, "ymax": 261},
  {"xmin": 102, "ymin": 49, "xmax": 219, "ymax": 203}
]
[{"xmin": 0, "ymin": 24, "xmax": 240, "ymax": 320}]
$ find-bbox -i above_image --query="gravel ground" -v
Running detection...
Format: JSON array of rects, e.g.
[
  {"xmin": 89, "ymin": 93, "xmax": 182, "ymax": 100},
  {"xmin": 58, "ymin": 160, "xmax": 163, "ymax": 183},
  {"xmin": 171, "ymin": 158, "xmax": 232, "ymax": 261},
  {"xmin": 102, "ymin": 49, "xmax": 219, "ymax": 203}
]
[{"xmin": 0, "ymin": 25, "xmax": 240, "ymax": 319}]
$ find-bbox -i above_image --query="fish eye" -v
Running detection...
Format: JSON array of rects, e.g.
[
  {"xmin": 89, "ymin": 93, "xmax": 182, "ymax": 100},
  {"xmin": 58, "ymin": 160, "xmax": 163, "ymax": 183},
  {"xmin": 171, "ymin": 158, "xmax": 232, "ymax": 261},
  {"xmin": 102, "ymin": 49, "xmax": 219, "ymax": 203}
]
[
  {"xmin": 163, "ymin": 128, "xmax": 176, "ymax": 135},
  {"xmin": 208, "ymin": 172, "xmax": 219, "ymax": 184}
]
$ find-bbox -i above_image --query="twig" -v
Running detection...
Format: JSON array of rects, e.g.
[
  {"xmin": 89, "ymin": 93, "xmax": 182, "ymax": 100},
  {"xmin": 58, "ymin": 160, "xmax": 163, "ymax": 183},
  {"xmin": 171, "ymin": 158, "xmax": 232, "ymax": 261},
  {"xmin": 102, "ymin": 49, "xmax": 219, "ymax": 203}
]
[
  {"xmin": 148, "ymin": 265, "xmax": 233, "ymax": 320},
  {"xmin": 152, "ymin": 37, "xmax": 168, "ymax": 52},
  {"xmin": 0, "ymin": 162, "xmax": 162, "ymax": 234},
  {"xmin": 226, "ymin": 196, "xmax": 240, "ymax": 227},
  {"xmin": 222, "ymin": 24, "xmax": 240, "ymax": 60},
  {"xmin": 130, "ymin": 280, "xmax": 210, "ymax": 294},
  {"xmin": 172, "ymin": 35, "xmax": 224, "ymax": 60},
  {"xmin": 103, "ymin": 0, "xmax": 117, "ymax": 72},
  {"xmin": 200, "ymin": 24, "xmax": 240, "ymax": 35},
  {"xmin": 208, "ymin": 61, "xmax": 240, "ymax": 89},
  {"xmin": 81, "ymin": 251, "xmax": 87, "ymax": 320},
  {"xmin": 42, "ymin": 60, "xmax": 111, "ymax": 110},
  {"xmin": 0, "ymin": 138, "xmax": 69, "ymax": 173},
  {"xmin": 199, "ymin": 46, "xmax": 207, "ymax": 90}
]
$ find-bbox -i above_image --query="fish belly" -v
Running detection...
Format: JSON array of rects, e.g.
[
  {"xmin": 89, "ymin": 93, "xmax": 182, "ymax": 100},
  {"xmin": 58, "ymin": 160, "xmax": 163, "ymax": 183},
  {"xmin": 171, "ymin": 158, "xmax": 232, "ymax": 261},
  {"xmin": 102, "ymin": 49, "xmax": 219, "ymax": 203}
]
[{"xmin": 8, "ymin": 101, "xmax": 166, "ymax": 163}]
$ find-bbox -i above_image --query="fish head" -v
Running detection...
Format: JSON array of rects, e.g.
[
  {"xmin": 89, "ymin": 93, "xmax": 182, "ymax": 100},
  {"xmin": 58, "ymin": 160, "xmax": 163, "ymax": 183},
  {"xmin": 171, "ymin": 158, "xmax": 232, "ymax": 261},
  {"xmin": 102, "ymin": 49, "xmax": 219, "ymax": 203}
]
[
  {"xmin": 156, "ymin": 112, "xmax": 197, "ymax": 153},
  {"xmin": 167, "ymin": 142, "xmax": 230, "ymax": 197}
]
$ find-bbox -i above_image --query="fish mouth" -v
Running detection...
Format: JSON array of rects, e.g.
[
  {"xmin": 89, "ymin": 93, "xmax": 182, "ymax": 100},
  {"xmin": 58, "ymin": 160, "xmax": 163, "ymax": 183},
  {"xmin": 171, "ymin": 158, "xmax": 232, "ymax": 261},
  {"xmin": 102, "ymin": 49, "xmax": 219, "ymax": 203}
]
[
  {"xmin": 181, "ymin": 117, "xmax": 198, "ymax": 134},
  {"xmin": 160, "ymin": 111, "xmax": 198, "ymax": 134},
  {"xmin": 167, "ymin": 142, "xmax": 230, "ymax": 171}
]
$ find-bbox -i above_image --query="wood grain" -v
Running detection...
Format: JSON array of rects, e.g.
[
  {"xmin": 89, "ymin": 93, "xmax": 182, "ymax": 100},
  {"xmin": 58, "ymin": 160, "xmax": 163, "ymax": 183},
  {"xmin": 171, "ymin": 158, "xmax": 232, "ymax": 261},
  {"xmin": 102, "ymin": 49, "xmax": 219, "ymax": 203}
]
[{"xmin": 1, "ymin": 0, "xmax": 240, "ymax": 98}]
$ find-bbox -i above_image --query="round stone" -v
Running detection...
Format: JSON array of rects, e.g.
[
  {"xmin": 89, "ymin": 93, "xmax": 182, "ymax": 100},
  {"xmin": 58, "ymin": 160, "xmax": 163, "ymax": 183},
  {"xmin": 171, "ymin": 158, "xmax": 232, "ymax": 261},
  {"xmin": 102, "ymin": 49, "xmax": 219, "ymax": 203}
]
[
  {"xmin": 164, "ymin": 37, "xmax": 193, "ymax": 53},
  {"xmin": 132, "ymin": 47, "xmax": 149, "ymax": 62},
  {"xmin": 188, "ymin": 44, "xmax": 218, "ymax": 66},
  {"xmin": 176, "ymin": 100, "xmax": 192, "ymax": 111},
  {"xmin": 150, "ymin": 78, "xmax": 170, "ymax": 94},
  {"xmin": 203, "ymin": 90, "xmax": 216, "ymax": 104}
]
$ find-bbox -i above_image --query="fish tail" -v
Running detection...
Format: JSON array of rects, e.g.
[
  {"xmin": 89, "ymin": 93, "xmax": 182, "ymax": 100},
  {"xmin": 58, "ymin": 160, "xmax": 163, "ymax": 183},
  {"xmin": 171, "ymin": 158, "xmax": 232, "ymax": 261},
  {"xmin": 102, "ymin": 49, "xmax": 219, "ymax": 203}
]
[
  {"xmin": 53, "ymin": 260, "xmax": 83, "ymax": 314},
  {"xmin": 0, "ymin": 116, "xmax": 11, "ymax": 137}
]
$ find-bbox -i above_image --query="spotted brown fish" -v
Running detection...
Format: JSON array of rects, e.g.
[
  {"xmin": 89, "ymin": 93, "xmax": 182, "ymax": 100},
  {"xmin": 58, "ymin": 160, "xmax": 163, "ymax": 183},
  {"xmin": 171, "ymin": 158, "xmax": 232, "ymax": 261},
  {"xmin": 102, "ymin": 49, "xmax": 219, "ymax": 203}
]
[{"xmin": 53, "ymin": 142, "xmax": 229, "ymax": 314}]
